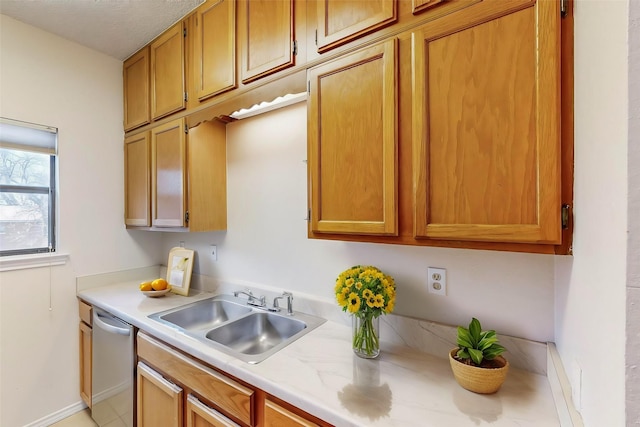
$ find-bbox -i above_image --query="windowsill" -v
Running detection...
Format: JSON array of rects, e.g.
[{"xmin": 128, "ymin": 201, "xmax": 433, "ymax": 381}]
[{"xmin": 0, "ymin": 252, "xmax": 70, "ymax": 272}]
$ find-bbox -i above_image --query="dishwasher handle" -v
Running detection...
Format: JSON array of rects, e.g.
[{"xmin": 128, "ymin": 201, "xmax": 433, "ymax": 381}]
[{"xmin": 93, "ymin": 309, "xmax": 131, "ymax": 336}]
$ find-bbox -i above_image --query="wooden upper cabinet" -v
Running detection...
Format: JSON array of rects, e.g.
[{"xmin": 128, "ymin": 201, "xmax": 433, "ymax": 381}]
[
  {"xmin": 151, "ymin": 118, "xmax": 187, "ymax": 228},
  {"xmin": 411, "ymin": 0, "xmax": 562, "ymax": 244},
  {"xmin": 124, "ymin": 132, "xmax": 151, "ymax": 226},
  {"xmin": 193, "ymin": 0, "xmax": 236, "ymax": 101},
  {"xmin": 137, "ymin": 362, "xmax": 183, "ymax": 427},
  {"xmin": 316, "ymin": 0, "xmax": 397, "ymax": 53},
  {"xmin": 239, "ymin": 0, "xmax": 294, "ymax": 83},
  {"xmin": 123, "ymin": 47, "xmax": 150, "ymax": 131},
  {"xmin": 308, "ymin": 39, "xmax": 398, "ymax": 236},
  {"xmin": 151, "ymin": 21, "xmax": 186, "ymax": 120}
]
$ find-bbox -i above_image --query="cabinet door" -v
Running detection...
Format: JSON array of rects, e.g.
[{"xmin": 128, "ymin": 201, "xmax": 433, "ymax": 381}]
[
  {"xmin": 151, "ymin": 119, "xmax": 187, "ymax": 227},
  {"xmin": 316, "ymin": 0, "xmax": 396, "ymax": 53},
  {"xmin": 79, "ymin": 322, "xmax": 92, "ymax": 408},
  {"xmin": 123, "ymin": 47, "xmax": 150, "ymax": 131},
  {"xmin": 264, "ymin": 399, "xmax": 319, "ymax": 427},
  {"xmin": 151, "ymin": 21, "xmax": 186, "ymax": 120},
  {"xmin": 137, "ymin": 362, "xmax": 183, "ymax": 427},
  {"xmin": 193, "ymin": 0, "xmax": 236, "ymax": 101},
  {"xmin": 411, "ymin": 1, "xmax": 561, "ymax": 244},
  {"xmin": 308, "ymin": 39, "xmax": 397, "ymax": 235},
  {"xmin": 186, "ymin": 394, "xmax": 240, "ymax": 427},
  {"xmin": 240, "ymin": 0, "xmax": 294, "ymax": 83},
  {"xmin": 124, "ymin": 132, "xmax": 151, "ymax": 226},
  {"xmin": 187, "ymin": 120, "xmax": 227, "ymax": 232}
]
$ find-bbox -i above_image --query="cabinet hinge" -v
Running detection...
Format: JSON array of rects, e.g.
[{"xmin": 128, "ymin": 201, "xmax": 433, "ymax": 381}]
[
  {"xmin": 184, "ymin": 92, "xmax": 188, "ymax": 102},
  {"xmin": 293, "ymin": 40, "xmax": 298, "ymax": 56},
  {"xmin": 307, "ymin": 81, "xmax": 310, "ymax": 94},
  {"xmin": 184, "ymin": 124, "xmax": 189, "ymax": 134},
  {"xmin": 560, "ymin": 0, "xmax": 568, "ymax": 18},
  {"xmin": 315, "ymin": 29, "xmax": 318, "ymax": 46},
  {"xmin": 183, "ymin": 27, "xmax": 187, "ymax": 37},
  {"xmin": 185, "ymin": 211, "xmax": 189, "ymax": 224},
  {"xmin": 305, "ymin": 209, "xmax": 311, "ymax": 222},
  {"xmin": 561, "ymin": 204, "xmax": 570, "ymax": 229}
]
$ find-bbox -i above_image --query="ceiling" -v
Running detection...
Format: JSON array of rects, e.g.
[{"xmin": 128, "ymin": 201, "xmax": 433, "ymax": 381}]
[{"xmin": 0, "ymin": 0, "xmax": 204, "ymax": 61}]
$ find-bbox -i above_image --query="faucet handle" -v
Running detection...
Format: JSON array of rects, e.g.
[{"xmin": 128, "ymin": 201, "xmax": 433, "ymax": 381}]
[{"xmin": 282, "ymin": 292, "xmax": 293, "ymax": 315}]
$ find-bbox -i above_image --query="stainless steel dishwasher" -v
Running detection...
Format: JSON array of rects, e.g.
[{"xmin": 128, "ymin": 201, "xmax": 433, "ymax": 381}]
[{"xmin": 92, "ymin": 307, "xmax": 135, "ymax": 427}]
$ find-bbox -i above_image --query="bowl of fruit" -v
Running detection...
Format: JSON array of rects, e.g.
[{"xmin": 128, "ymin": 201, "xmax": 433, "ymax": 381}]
[{"xmin": 140, "ymin": 278, "xmax": 171, "ymax": 297}]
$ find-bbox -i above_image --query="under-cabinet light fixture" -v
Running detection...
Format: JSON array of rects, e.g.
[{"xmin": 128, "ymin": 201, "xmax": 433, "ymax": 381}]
[{"xmin": 229, "ymin": 92, "xmax": 307, "ymax": 120}]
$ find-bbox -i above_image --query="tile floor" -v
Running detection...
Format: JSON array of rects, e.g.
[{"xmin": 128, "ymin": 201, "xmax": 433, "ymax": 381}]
[{"xmin": 49, "ymin": 409, "xmax": 97, "ymax": 427}]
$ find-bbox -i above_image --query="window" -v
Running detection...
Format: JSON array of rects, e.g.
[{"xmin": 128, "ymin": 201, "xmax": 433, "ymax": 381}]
[{"xmin": 0, "ymin": 118, "xmax": 57, "ymax": 256}]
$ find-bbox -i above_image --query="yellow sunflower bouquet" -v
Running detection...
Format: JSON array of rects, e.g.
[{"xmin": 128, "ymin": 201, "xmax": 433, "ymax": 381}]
[{"xmin": 335, "ymin": 265, "xmax": 396, "ymax": 358}]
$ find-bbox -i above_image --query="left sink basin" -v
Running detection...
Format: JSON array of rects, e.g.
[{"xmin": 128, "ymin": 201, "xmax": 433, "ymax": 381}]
[{"xmin": 149, "ymin": 295, "xmax": 252, "ymax": 331}]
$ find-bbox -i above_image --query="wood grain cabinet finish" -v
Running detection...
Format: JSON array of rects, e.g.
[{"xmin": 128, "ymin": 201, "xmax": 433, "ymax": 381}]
[
  {"xmin": 411, "ymin": 0, "xmax": 562, "ymax": 244},
  {"xmin": 308, "ymin": 39, "xmax": 398, "ymax": 236},
  {"xmin": 124, "ymin": 132, "xmax": 151, "ymax": 226},
  {"xmin": 264, "ymin": 398, "xmax": 320, "ymax": 427},
  {"xmin": 192, "ymin": 0, "xmax": 236, "ymax": 102},
  {"xmin": 151, "ymin": 21, "xmax": 186, "ymax": 120},
  {"xmin": 187, "ymin": 394, "xmax": 241, "ymax": 427},
  {"xmin": 123, "ymin": 47, "xmax": 150, "ymax": 131},
  {"xmin": 78, "ymin": 300, "xmax": 92, "ymax": 408},
  {"xmin": 151, "ymin": 119, "xmax": 187, "ymax": 228},
  {"xmin": 316, "ymin": 0, "xmax": 397, "ymax": 53},
  {"xmin": 137, "ymin": 332, "xmax": 254, "ymax": 426},
  {"xmin": 239, "ymin": 0, "xmax": 295, "ymax": 83},
  {"xmin": 137, "ymin": 362, "xmax": 183, "ymax": 427}
]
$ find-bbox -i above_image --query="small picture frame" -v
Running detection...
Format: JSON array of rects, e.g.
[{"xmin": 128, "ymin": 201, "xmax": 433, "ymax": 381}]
[{"xmin": 166, "ymin": 247, "xmax": 194, "ymax": 296}]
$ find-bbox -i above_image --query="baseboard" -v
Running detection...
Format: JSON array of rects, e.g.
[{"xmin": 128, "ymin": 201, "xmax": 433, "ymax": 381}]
[{"xmin": 24, "ymin": 401, "xmax": 87, "ymax": 427}]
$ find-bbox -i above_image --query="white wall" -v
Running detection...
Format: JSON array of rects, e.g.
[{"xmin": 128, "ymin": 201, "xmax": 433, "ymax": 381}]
[
  {"xmin": 554, "ymin": 1, "xmax": 629, "ymax": 425},
  {"xmin": 627, "ymin": 0, "xmax": 640, "ymax": 422},
  {"xmin": 0, "ymin": 15, "xmax": 163, "ymax": 427},
  {"xmin": 161, "ymin": 102, "xmax": 556, "ymax": 344}
]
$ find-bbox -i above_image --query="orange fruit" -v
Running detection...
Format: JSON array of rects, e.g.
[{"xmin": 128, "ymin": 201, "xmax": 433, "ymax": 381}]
[
  {"xmin": 139, "ymin": 281, "xmax": 152, "ymax": 292},
  {"xmin": 151, "ymin": 278, "xmax": 168, "ymax": 291}
]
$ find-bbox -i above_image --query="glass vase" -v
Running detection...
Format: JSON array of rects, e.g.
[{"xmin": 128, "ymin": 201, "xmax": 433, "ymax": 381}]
[{"xmin": 352, "ymin": 313, "xmax": 380, "ymax": 359}]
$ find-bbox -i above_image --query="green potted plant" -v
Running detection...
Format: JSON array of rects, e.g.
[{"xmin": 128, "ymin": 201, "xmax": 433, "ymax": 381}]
[{"xmin": 449, "ymin": 317, "xmax": 509, "ymax": 394}]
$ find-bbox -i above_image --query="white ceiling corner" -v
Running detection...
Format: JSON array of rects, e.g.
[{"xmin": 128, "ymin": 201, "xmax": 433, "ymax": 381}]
[{"xmin": 0, "ymin": 0, "xmax": 204, "ymax": 61}]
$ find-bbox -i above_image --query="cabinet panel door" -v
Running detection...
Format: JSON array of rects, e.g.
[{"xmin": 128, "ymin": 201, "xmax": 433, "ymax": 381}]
[
  {"xmin": 308, "ymin": 39, "xmax": 397, "ymax": 235},
  {"xmin": 186, "ymin": 394, "xmax": 240, "ymax": 427},
  {"xmin": 193, "ymin": 0, "xmax": 236, "ymax": 101},
  {"xmin": 412, "ymin": 2, "xmax": 561, "ymax": 243},
  {"xmin": 123, "ymin": 47, "xmax": 150, "ymax": 130},
  {"xmin": 240, "ymin": 0, "xmax": 294, "ymax": 83},
  {"xmin": 124, "ymin": 132, "xmax": 151, "ymax": 226},
  {"xmin": 79, "ymin": 322, "xmax": 92, "ymax": 408},
  {"xmin": 316, "ymin": 0, "xmax": 396, "ymax": 53},
  {"xmin": 187, "ymin": 120, "xmax": 227, "ymax": 232},
  {"xmin": 137, "ymin": 362, "xmax": 183, "ymax": 427},
  {"xmin": 151, "ymin": 21, "xmax": 186, "ymax": 120},
  {"xmin": 264, "ymin": 399, "xmax": 319, "ymax": 427},
  {"xmin": 151, "ymin": 119, "xmax": 187, "ymax": 227}
]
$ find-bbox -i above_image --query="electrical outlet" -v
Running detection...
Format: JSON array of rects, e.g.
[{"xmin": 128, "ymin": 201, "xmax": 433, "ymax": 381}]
[
  {"xmin": 427, "ymin": 267, "xmax": 447, "ymax": 296},
  {"xmin": 179, "ymin": 241, "xmax": 185, "ymax": 248},
  {"xmin": 211, "ymin": 245, "xmax": 217, "ymax": 261}
]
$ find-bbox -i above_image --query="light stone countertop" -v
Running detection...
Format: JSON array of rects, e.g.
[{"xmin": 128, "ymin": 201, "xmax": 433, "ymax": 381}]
[{"xmin": 78, "ymin": 279, "xmax": 561, "ymax": 427}]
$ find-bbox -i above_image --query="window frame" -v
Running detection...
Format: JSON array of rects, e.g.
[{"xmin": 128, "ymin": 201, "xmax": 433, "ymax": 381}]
[{"xmin": 0, "ymin": 118, "xmax": 58, "ymax": 257}]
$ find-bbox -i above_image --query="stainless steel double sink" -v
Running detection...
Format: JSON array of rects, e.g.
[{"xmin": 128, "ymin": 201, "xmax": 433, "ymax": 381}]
[{"xmin": 148, "ymin": 294, "xmax": 326, "ymax": 364}]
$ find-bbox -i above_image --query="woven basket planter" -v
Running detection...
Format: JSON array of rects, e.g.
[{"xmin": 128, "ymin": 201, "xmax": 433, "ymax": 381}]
[{"xmin": 449, "ymin": 348, "xmax": 509, "ymax": 394}]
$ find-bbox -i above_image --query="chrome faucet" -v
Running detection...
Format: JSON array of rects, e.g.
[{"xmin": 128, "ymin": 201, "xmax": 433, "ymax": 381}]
[
  {"xmin": 272, "ymin": 292, "xmax": 294, "ymax": 315},
  {"xmin": 233, "ymin": 289, "xmax": 266, "ymax": 307}
]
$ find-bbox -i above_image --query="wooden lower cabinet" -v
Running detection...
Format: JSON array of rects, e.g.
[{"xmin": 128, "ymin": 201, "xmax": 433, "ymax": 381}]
[
  {"xmin": 136, "ymin": 331, "xmax": 332, "ymax": 427},
  {"xmin": 138, "ymin": 362, "xmax": 183, "ymax": 427},
  {"xmin": 78, "ymin": 300, "xmax": 92, "ymax": 408},
  {"xmin": 186, "ymin": 394, "xmax": 240, "ymax": 427}
]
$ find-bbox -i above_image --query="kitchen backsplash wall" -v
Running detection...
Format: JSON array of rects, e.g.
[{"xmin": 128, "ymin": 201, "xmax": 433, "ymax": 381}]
[{"xmin": 161, "ymin": 102, "xmax": 556, "ymax": 343}]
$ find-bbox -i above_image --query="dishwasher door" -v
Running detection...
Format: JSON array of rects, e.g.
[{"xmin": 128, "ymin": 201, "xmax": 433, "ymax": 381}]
[{"xmin": 92, "ymin": 308, "xmax": 135, "ymax": 427}]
